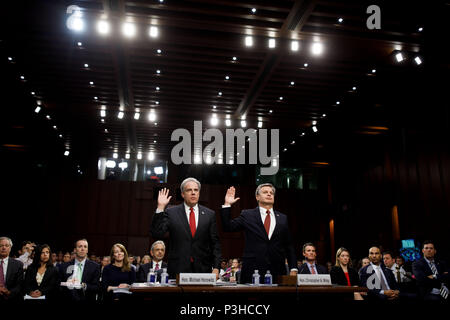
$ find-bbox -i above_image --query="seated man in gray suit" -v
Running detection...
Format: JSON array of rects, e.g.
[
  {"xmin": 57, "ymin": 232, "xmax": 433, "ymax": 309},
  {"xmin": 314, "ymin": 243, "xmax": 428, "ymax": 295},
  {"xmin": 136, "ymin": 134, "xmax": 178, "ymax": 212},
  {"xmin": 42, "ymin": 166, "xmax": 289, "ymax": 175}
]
[
  {"xmin": 137, "ymin": 240, "xmax": 168, "ymax": 282},
  {"xmin": 0, "ymin": 236, "xmax": 24, "ymax": 302},
  {"xmin": 150, "ymin": 177, "xmax": 221, "ymax": 279}
]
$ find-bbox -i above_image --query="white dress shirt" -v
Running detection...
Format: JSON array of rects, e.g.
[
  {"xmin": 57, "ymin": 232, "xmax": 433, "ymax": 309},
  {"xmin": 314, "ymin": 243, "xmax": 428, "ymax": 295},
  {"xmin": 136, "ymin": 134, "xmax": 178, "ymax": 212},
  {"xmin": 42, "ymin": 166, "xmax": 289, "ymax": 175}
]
[
  {"xmin": 370, "ymin": 262, "xmax": 390, "ymax": 294},
  {"xmin": 152, "ymin": 260, "xmax": 163, "ymax": 270},
  {"xmin": 184, "ymin": 203, "xmax": 199, "ymax": 229},
  {"xmin": 1, "ymin": 257, "xmax": 9, "ymax": 280},
  {"xmin": 72, "ymin": 258, "xmax": 86, "ymax": 282},
  {"xmin": 259, "ymin": 207, "xmax": 276, "ymax": 239}
]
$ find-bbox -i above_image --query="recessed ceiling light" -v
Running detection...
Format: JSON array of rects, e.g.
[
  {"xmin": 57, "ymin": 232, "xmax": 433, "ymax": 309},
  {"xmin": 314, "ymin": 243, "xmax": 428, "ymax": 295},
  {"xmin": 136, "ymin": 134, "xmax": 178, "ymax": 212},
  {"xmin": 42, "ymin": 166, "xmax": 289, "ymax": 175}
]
[
  {"xmin": 64, "ymin": 151, "xmax": 70, "ymax": 156},
  {"xmin": 122, "ymin": 22, "xmax": 136, "ymax": 37},
  {"xmin": 225, "ymin": 75, "xmax": 229, "ymax": 80},
  {"xmin": 8, "ymin": 57, "xmax": 13, "ymax": 61},
  {"xmin": 67, "ymin": 12, "xmax": 84, "ymax": 32},
  {"xmin": 20, "ymin": 76, "xmax": 25, "ymax": 80},
  {"xmin": 232, "ymin": 56, "xmax": 237, "ymax": 61},
  {"xmin": 94, "ymin": 96, "xmax": 98, "ymax": 100},
  {"xmin": 155, "ymin": 101, "xmax": 159, "ymax": 105},
  {"xmin": 89, "ymin": 81, "xmax": 94, "ymax": 85},
  {"xmin": 149, "ymin": 26, "xmax": 158, "ymax": 38},
  {"xmin": 156, "ymin": 69, "xmax": 161, "ymax": 74},
  {"xmin": 156, "ymin": 86, "xmax": 160, "ymax": 91},
  {"xmin": 336, "ymin": 101, "xmax": 340, "ymax": 105},
  {"xmin": 251, "ymin": 8, "xmax": 256, "ymax": 13},
  {"xmin": 97, "ymin": 20, "xmax": 110, "ymax": 35},
  {"xmin": 134, "ymin": 112, "xmax": 140, "ymax": 120},
  {"xmin": 279, "ymin": 96, "xmax": 283, "ymax": 100},
  {"xmin": 312, "ymin": 126, "xmax": 318, "ymax": 132},
  {"xmin": 84, "ymin": 63, "xmax": 89, "ymax": 68},
  {"xmin": 245, "ymin": 36, "xmax": 253, "ymax": 47},
  {"xmin": 100, "ymin": 110, "xmax": 106, "ymax": 117},
  {"xmin": 148, "ymin": 111, "xmax": 156, "ymax": 122},
  {"xmin": 77, "ymin": 42, "xmax": 82, "ymax": 47},
  {"xmin": 34, "ymin": 106, "xmax": 41, "ymax": 113},
  {"xmin": 268, "ymin": 38, "xmax": 276, "ymax": 48},
  {"xmin": 311, "ymin": 42, "xmax": 324, "ymax": 55},
  {"xmin": 218, "ymin": 91, "xmax": 222, "ymax": 96},
  {"xmin": 269, "ymin": 110, "xmax": 273, "ymax": 113},
  {"xmin": 290, "ymin": 81, "xmax": 295, "ymax": 86},
  {"xmin": 157, "ymin": 49, "xmax": 162, "ymax": 54},
  {"xmin": 225, "ymin": 119, "xmax": 231, "ymax": 126},
  {"xmin": 352, "ymin": 86, "xmax": 357, "ymax": 91},
  {"xmin": 31, "ymin": 91, "xmax": 35, "ymax": 95},
  {"xmin": 118, "ymin": 111, "xmax": 124, "ymax": 119},
  {"xmin": 414, "ymin": 56, "xmax": 422, "ymax": 65},
  {"xmin": 304, "ymin": 63, "xmax": 308, "ymax": 67},
  {"xmin": 291, "ymin": 41, "xmax": 299, "ymax": 51},
  {"xmin": 395, "ymin": 52, "xmax": 404, "ymax": 62},
  {"xmin": 312, "ymin": 120, "xmax": 317, "ymax": 125},
  {"xmin": 372, "ymin": 69, "xmax": 376, "ymax": 73},
  {"xmin": 213, "ymin": 105, "xmax": 217, "ymax": 109},
  {"xmin": 418, "ymin": 27, "xmax": 423, "ymax": 32},
  {"xmin": 338, "ymin": 18, "xmax": 343, "ymax": 23}
]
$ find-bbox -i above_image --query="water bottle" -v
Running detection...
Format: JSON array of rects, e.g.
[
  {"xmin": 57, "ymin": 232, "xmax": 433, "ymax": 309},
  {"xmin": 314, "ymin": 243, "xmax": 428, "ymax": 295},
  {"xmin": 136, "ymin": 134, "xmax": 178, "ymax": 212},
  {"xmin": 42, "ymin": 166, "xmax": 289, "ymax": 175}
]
[
  {"xmin": 252, "ymin": 270, "xmax": 260, "ymax": 285},
  {"xmin": 264, "ymin": 270, "xmax": 273, "ymax": 285},
  {"xmin": 161, "ymin": 268, "xmax": 169, "ymax": 286},
  {"xmin": 147, "ymin": 268, "xmax": 156, "ymax": 284}
]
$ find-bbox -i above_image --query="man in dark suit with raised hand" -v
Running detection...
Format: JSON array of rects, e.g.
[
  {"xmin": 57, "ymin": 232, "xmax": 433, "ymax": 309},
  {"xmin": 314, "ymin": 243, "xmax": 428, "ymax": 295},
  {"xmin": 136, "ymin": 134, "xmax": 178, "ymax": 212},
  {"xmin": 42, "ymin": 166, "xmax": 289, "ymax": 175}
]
[
  {"xmin": 0, "ymin": 236, "xmax": 23, "ymax": 302},
  {"xmin": 150, "ymin": 177, "xmax": 221, "ymax": 279},
  {"xmin": 220, "ymin": 184, "xmax": 298, "ymax": 284},
  {"xmin": 412, "ymin": 240, "xmax": 449, "ymax": 301},
  {"xmin": 59, "ymin": 238, "xmax": 100, "ymax": 301}
]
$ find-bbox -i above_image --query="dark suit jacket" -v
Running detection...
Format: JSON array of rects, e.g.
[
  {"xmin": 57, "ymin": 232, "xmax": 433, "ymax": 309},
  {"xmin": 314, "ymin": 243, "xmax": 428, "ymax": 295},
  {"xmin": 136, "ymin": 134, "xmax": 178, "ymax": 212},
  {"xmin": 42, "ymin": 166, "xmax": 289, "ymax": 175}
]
[
  {"xmin": 412, "ymin": 257, "xmax": 449, "ymax": 298},
  {"xmin": 299, "ymin": 263, "xmax": 328, "ymax": 275},
  {"xmin": 151, "ymin": 203, "xmax": 221, "ymax": 278},
  {"xmin": 1, "ymin": 258, "xmax": 23, "ymax": 302},
  {"xmin": 137, "ymin": 261, "xmax": 168, "ymax": 282},
  {"xmin": 220, "ymin": 207, "xmax": 297, "ymax": 284},
  {"xmin": 59, "ymin": 259, "xmax": 100, "ymax": 301},
  {"xmin": 330, "ymin": 266, "xmax": 359, "ymax": 286},
  {"xmin": 24, "ymin": 264, "xmax": 60, "ymax": 300},
  {"xmin": 360, "ymin": 263, "xmax": 399, "ymax": 300}
]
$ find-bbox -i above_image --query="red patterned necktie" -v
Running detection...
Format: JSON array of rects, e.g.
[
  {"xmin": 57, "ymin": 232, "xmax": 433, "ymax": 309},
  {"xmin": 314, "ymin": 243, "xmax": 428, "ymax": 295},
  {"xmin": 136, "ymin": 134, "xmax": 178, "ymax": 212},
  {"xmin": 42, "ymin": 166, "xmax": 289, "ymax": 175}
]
[
  {"xmin": 189, "ymin": 207, "xmax": 196, "ymax": 237},
  {"xmin": 264, "ymin": 210, "xmax": 271, "ymax": 236},
  {"xmin": 155, "ymin": 263, "xmax": 160, "ymax": 271},
  {"xmin": 311, "ymin": 265, "xmax": 316, "ymax": 274}
]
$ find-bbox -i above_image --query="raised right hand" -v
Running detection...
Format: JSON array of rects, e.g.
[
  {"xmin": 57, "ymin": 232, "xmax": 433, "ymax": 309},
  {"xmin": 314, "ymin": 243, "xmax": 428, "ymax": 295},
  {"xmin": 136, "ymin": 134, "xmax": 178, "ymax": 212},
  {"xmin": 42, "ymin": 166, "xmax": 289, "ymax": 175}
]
[
  {"xmin": 157, "ymin": 188, "xmax": 172, "ymax": 211},
  {"xmin": 224, "ymin": 186, "xmax": 240, "ymax": 206}
]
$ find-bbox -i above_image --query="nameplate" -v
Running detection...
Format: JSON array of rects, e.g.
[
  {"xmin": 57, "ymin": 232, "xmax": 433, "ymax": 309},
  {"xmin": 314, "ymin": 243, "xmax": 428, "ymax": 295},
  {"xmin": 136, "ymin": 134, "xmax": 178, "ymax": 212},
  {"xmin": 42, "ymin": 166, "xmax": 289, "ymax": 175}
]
[
  {"xmin": 178, "ymin": 273, "xmax": 216, "ymax": 285},
  {"xmin": 297, "ymin": 274, "xmax": 332, "ymax": 286}
]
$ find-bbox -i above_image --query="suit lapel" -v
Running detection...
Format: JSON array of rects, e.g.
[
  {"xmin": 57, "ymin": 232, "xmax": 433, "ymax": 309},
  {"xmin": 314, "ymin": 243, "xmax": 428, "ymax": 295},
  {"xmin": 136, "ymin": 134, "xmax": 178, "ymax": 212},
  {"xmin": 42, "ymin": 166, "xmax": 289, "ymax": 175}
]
[
  {"xmin": 271, "ymin": 211, "xmax": 282, "ymax": 239},
  {"xmin": 177, "ymin": 204, "xmax": 192, "ymax": 238},
  {"xmin": 253, "ymin": 207, "xmax": 269, "ymax": 240},
  {"xmin": 195, "ymin": 205, "xmax": 207, "ymax": 240},
  {"xmin": 5, "ymin": 259, "xmax": 14, "ymax": 283}
]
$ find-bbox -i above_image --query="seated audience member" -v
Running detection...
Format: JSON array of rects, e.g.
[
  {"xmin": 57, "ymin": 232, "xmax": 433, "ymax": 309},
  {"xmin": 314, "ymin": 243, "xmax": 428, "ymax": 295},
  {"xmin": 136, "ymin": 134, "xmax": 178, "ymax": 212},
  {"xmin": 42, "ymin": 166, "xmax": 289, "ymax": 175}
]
[
  {"xmin": 16, "ymin": 241, "xmax": 35, "ymax": 270},
  {"xmin": 357, "ymin": 257, "xmax": 370, "ymax": 276},
  {"xmin": 298, "ymin": 242, "xmax": 328, "ymax": 274},
  {"xmin": 360, "ymin": 246, "xmax": 399, "ymax": 301},
  {"xmin": 219, "ymin": 259, "xmax": 228, "ymax": 278},
  {"xmin": 383, "ymin": 251, "xmax": 417, "ymax": 300},
  {"xmin": 394, "ymin": 256, "xmax": 413, "ymax": 283},
  {"xmin": 102, "ymin": 243, "xmax": 136, "ymax": 301},
  {"xmin": 330, "ymin": 247, "xmax": 364, "ymax": 300},
  {"xmin": 23, "ymin": 244, "xmax": 59, "ymax": 300},
  {"xmin": 326, "ymin": 261, "xmax": 333, "ymax": 273},
  {"xmin": 230, "ymin": 258, "xmax": 241, "ymax": 283},
  {"xmin": 51, "ymin": 252, "xmax": 59, "ymax": 267},
  {"xmin": 0, "ymin": 237, "xmax": 24, "ymax": 302},
  {"xmin": 141, "ymin": 255, "xmax": 151, "ymax": 265},
  {"xmin": 412, "ymin": 240, "xmax": 449, "ymax": 301},
  {"xmin": 137, "ymin": 241, "xmax": 167, "ymax": 282},
  {"xmin": 62, "ymin": 252, "xmax": 71, "ymax": 263},
  {"xmin": 59, "ymin": 239, "xmax": 100, "ymax": 301}
]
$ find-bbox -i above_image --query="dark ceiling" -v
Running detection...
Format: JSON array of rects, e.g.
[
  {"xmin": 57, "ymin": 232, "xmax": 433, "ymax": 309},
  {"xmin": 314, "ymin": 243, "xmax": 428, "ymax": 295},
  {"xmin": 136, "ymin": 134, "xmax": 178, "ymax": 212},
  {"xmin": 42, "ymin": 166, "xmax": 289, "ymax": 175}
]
[{"xmin": 1, "ymin": 0, "xmax": 449, "ymax": 175}]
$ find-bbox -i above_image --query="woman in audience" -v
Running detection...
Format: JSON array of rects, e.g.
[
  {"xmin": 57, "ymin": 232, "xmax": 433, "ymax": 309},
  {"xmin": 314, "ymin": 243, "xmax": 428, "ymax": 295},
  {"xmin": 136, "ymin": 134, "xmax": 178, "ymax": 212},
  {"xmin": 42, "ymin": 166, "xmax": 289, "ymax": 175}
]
[
  {"xmin": 141, "ymin": 255, "xmax": 151, "ymax": 265},
  {"xmin": 330, "ymin": 247, "xmax": 364, "ymax": 300},
  {"xmin": 23, "ymin": 244, "xmax": 59, "ymax": 300},
  {"xmin": 101, "ymin": 243, "xmax": 136, "ymax": 301},
  {"xmin": 357, "ymin": 257, "xmax": 370, "ymax": 276}
]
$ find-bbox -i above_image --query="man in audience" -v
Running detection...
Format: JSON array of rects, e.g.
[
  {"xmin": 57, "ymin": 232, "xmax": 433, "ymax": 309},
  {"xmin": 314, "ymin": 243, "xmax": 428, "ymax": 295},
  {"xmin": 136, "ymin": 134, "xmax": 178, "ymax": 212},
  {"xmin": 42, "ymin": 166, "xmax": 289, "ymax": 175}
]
[
  {"xmin": 16, "ymin": 240, "xmax": 35, "ymax": 269},
  {"xmin": 360, "ymin": 246, "xmax": 399, "ymax": 301},
  {"xmin": 151, "ymin": 178, "xmax": 221, "ymax": 279},
  {"xmin": 383, "ymin": 251, "xmax": 416, "ymax": 299},
  {"xmin": 220, "ymin": 184, "xmax": 298, "ymax": 284},
  {"xmin": 0, "ymin": 237, "xmax": 24, "ymax": 302},
  {"xmin": 63, "ymin": 251, "xmax": 71, "ymax": 263},
  {"xmin": 298, "ymin": 243, "xmax": 328, "ymax": 274},
  {"xmin": 59, "ymin": 238, "xmax": 100, "ymax": 301},
  {"xmin": 412, "ymin": 240, "xmax": 449, "ymax": 301},
  {"xmin": 137, "ymin": 240, "xmax": 168, "ymax": 282}
]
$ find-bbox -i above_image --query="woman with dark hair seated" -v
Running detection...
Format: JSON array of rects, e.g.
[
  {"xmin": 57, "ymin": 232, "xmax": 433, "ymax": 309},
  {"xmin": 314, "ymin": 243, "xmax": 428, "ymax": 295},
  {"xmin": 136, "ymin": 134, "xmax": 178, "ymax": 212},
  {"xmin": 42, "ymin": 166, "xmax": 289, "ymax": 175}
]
[
  {"xmin": 101, "ymin": 243, "xmax": 136, "ymax": 301},
  {"xmin": 330, "ymin": 247, "xmax": 364, "ymax": 300},
  {"xmin": 23, "ymin": 244, "xmax": 60, "ymax": 300}
]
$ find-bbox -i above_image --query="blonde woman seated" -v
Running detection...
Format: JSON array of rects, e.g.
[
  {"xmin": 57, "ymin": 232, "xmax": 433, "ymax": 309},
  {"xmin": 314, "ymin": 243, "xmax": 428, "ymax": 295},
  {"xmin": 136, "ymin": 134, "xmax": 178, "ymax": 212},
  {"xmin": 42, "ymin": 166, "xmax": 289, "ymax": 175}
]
[
  {"xmin": 330, "ymin": 247, "xmax": 364, "ymax": 300},
  {"xmin": 101, "ymin": 243, "xmax": 136, "ymax": 301}
]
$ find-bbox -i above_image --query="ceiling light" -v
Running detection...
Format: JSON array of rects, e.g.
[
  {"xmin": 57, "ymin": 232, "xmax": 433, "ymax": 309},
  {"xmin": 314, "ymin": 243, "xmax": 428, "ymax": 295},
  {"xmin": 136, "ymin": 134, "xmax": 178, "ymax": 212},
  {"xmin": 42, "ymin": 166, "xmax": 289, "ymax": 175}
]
[
  {"xmin": 251, "ymin": 8, "xmax": 256, "ymax": 13},
  {"xmin": 97, "ymin": 20, "xmax": 110, "ymax": 35},
  {"xmin": 241, "ymin": 120, "xmax": 247, "ymax": 128},
  {"xmin": 269, "ymin": 110, "xmax": 272, "ymax": 113},
  {"xmin": 89, "ymin": 81, "xmax": 94, "ymax": 85},
  {"xmin": 8, "ymin": 57, "xmax": 13, "ymax": 61},
  {"xmin": 113, "ymin": 153, "xmax": 118, "ymax": 159},
  {"xmin": 77, "ymin": 42, "xmax": 82, "ymax": 46},
  {"xmin": 106, "ymin": 160, "xmax": 116, "ymax": 168},
  {"xmin": 137, "ymin": 152, "xmax": 142, "ymax": 160},
  {"xmin": 67, "ymin": 12, "xmax": 84, "ymax": 32},
  {"xmin": 304, "ymin": 63, "xmax": 308, "ymax": 67},
  {"xmin": 94, "ymin": 96, "xmax": 98, "ymax": 100},
  {"xmin": 156, "ymin": 86, "xmax": 160, "ymax": 91},
  {"xmin": 312, "ymin": 120, "xmax": 317, "ymax": 125},
  {"xmin": 34, "ymin": 106, "xmax": 41, "ymax": 113},
  {"xmin": 352, "ymin": 86, "xmax": 357, "ymax": 91},
  {"xmin": 53, "ymin": 125, "xmax": 57, "ymax": 130},
  {"xmin": 268, "ymin": 38, "xmax": 276, "ymax": 48},
  {"xmin": 395, "ymin": 52, "xmax": 404, "ymax": 62},
  {"xmin": 338, "ymin": 18, "xmax": 343, "ymax": 23},
  {"xmin": 372, "ymin": 69, "xmax": 376, "ymax": 73},
  {"xmin": 148, "ymin": 111, "xmax": 156, "ymax": 122},
  {"xmin": 149, "ymin": 26, "xmax": 159, "ymax": 38},
  {"xmin": 101, "ymin": 119, "xmax": 104, "ymax": 123},
  {"xmin": 225, "ymin": 119, "xmax": 231, "ymax": 126},
  {"xmin": 279, "ymin": 96, "xmax": 283, "ymax": 100},
  {"xmin": 336, "ymin": 101, "xmax": 340, "ymax": 105},
  {"xmin": 210, "ymin": 114, "xmax": 219, "ymax": 126},
  {"xmin": 155, "ymin": 101, "xmax": 159, "ymax": 105},
  {"xmin": 59, "ymin": 134, "xmax": 63, "ymax": 138},
  {"xmin": 156, "ymin": 70, "xmax": 161, "ymax": 74},
  {"xmin": 146, "ymin": 170, "xmax": 151, "ymax": 175},
  {"xmin": 301, "ymin": 132, "xmax": 305, "ymax": 136},
  {"xmin": 84, "ymin": 63, "xmax": 89, "ymax": 68},
  {"xmin": 20, "ymin": 76, "xmax": 25, "ymax": 80},
  {"xmin": 311, "ymin": 42, "xmax": 323, "ymax": 55},
  {"xmin": 125, "ymin": 153, "xmax": 130, "ymax": 159},
  {"xmin": 118, "ymin": 111, "xmax": 124, "ymax": 119},
  {"xmin": 119, "ymin": 162, "xmax": 128, "ymax": 170},
  {"xmin": 218, "ymin": 91, "xmax": 222, "ymax": 96},
  {"xmin": 148, "ymin": 152, "xmax": 155, "ymax": 161},
  {"xmin": 322, "ymin": 113, "xmax": 326, "ymax": 117},
  {"xmin": 100, "ymin": 110, "xmax": 106, "ymax": 117},
  {"xmin": 414, "ymin": 56, "xmax": 422, "ymax": 65},
  {"xmin": 46, "ymin": 115, "xmax": 51, "ymax": 120},
  {"xmin": 291, "ymin": 41, "xmax": 299, "ymax": 51},
  {"xmin": 283, "ymin": 148, "xmax": 287, "ymax": 152},
  {"xmin": 154, "ymin": 166, "xmax": 164, "ymax": 174},
  {"xmin": 232, "ymin": 56, "xmax": 237, "ymax": 61},
  {"xmin": 418, "ymin": 27, "xmax": 423, "ymax": 32},
  {"xmin": 258, "ymin": 121, "xmax": 263, "ymax": 128},
  {"xmin": 212, "ymin": 105, "xmax": 217, "ymax": 109},
  {"xmin": 156, "ymin": 49, "xmax": 162, "ymax": 54},
  {"xmin": 122, "ymin": 22, "xmax": 136, "ymax": 37},
  {"xmin": 312, "ymin": 126, "xmax": 318, "ymax": 132},
  {"xmin": 245, "ymin": 36, "xmax": 253, "ymax": 47},
  {"xmin": 225, "ymin": 75, "xmax": 229, "ymax": 80},
  {"xmin": 134, "ymin": 112, "xmax": 140, "ymax": 120},
  {"xmin": 290, "ymin": 81, "xmax": 295, "ymax": 86},
  {"xmin": 64, "ymin": 151, "xmax": 70, "ymax": 156},
  {"xmin": 104, "ymin": 129, "xmax": 108, "ymax": 133},
  {"xmin": 291, "ymin": 140, "xmax": 295, "ymax": 145}
]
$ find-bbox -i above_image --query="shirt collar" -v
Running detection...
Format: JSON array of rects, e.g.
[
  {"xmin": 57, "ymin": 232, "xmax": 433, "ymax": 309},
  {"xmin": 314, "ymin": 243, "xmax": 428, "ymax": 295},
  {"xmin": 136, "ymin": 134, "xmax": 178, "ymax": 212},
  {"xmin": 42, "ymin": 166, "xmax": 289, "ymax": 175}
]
[
  {"xmin": 259, "ymin": 207, "xmax": 273, "ymax": 215},
  {"xmin": 184, "ymin": 203, "xmax": 198, "ymax": 213},
  {"xmin": 75, "ymin": 258, "xmax": 86, "ymax": 266},
  {"xmin": 424, "ymin": 257, "xmax": 435, "ymax": 264},
  {"xmin": 0, "ymin": 257, "xmax": 8, "ymax": 263}
]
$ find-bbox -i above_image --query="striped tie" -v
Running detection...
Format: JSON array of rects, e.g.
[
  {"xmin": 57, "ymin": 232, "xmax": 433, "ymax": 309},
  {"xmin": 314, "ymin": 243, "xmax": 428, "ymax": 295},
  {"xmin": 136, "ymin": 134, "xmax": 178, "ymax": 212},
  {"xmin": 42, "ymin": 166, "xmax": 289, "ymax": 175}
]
[
  {"xmin": 430, "ymin": 261, "xmax": 437, "ymax": 275},
  {"xmin": 441, "ymin": 284, "xmax": 449, "ymax": 300}
]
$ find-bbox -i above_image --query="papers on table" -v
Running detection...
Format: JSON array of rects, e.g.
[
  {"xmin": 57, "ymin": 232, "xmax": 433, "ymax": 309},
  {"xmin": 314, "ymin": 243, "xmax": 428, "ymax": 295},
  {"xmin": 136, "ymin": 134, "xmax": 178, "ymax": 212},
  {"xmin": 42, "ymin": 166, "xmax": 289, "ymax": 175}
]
[{"xmin": 24, "ymin": 294, "xmax": 46, "ymax": 300}]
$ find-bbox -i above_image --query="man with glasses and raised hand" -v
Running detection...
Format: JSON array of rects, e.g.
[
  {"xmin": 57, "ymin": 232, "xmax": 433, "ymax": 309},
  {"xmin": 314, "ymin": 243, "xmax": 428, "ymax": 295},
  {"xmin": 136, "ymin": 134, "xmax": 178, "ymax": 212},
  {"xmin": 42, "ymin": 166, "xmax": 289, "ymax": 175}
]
[{"xmin": 150, "ymin": 177, "xmax": 221, "ymax": 279}]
